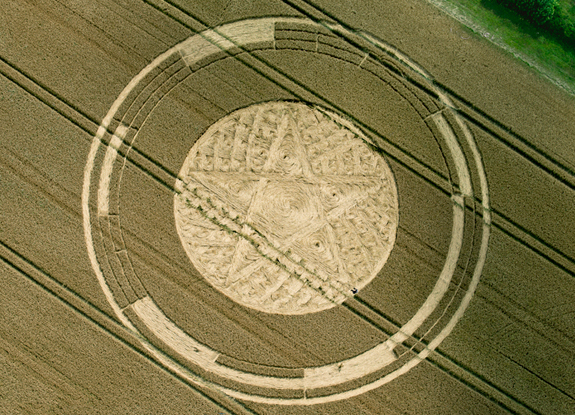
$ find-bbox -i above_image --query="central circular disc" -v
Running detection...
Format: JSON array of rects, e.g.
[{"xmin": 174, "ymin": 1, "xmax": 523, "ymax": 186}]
[{"xmin": 174, "ymin": 101, "xmax": 398, "ymax": 314}]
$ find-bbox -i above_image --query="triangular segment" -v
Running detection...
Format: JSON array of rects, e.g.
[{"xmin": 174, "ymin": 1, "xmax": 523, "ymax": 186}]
[
  {"xmin": 288, "ymin": 224, "xmax": 345, "ymax": 285},
  {"xmin": 343, "ymin": 205, "xmax": 388, "ymax": 267},
  {"xmin": 328, "ymin": 214, "xmax": 375, "ymax": 284},
  {"xmin": 187, "ymin": 171, "xmax": 260, "ymax": 216},
  {"xmin": 245, "ymin": 105, "xmax": 282, "ymax": 173},
  {"xmin": 264, "ymin": 114, "xmax": 312, "ymax": 177},
  {"xmin": 318, "ymin": 178, "xmax": 381, "ymax": 219},
  {"xmin": 225, "ymin": 239, "xmax": 265, "ymax": 286}
]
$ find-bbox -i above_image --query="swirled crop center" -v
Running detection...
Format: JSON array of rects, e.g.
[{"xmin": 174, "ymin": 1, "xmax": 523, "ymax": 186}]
[{"xmin": 174, "ymin": 101, "xmax": 398, "ymax": 314}]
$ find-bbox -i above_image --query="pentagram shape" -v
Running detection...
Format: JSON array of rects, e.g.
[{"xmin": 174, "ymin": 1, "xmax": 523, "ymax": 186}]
[{"xmin": 174, "ymin": 101, "xmax": 399, "ymax": 314}]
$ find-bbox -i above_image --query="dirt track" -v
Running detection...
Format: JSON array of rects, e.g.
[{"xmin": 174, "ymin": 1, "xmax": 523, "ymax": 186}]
[{"xmin": 1, "ymin": 0, "xmax": 575, "ymax": 414}]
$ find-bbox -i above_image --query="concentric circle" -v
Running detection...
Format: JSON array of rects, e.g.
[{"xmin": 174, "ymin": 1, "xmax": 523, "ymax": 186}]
[
  {"xmin": 82, "ymin": 17, "xmax": 491, "ymax": 405},
  {"xmin": 174, "ymin": 101, "xmax": 398, "ymax": 315}
]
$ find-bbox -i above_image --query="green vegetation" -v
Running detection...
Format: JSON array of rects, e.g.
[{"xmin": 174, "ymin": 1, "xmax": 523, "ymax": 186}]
[
  {"xmin": 428, "ymin": 0, "xmax": 575, "ymax": 94},
  {"xmin": 545, "ymin": 0, "xmax": 575, "ymax": 40},
  {"xmin": 497, "ymin": 0, "xmax": 559, "ymax": 25},
  {"xmin": 496, "ymin": 0, "xmax": 575, "ymax": 43}
]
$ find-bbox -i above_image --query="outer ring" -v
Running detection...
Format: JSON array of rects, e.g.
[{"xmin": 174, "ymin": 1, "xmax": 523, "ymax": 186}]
[{"xmin": 82, "ymin": 17, "xmax": 491, "ymax": 404}]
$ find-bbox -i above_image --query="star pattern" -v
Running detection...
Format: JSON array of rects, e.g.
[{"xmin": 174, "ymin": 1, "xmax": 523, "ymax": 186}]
[{"xmin": 174, "ymin": 102, "xmax": 398, "ymax": 314}]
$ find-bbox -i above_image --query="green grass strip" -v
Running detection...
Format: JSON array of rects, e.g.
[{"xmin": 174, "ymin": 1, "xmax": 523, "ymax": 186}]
[{"xmin": 427, "ymin": 0, "xmax": 575, "ymax": 95}]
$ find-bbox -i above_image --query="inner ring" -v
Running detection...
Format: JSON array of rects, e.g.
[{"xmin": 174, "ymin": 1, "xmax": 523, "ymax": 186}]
[{"xmin": 174, "ymin": 101, "xmax": 399, "ymax": 315}]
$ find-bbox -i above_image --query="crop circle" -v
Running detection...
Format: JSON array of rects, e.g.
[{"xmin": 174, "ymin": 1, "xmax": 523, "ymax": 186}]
[
  {"xmin": 174, "ymin": 101, "xmax": 398, "ymax": 315},
  {"xmin": 82, "ymin": 17, "xmax": 491, "ymax": 405}
]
